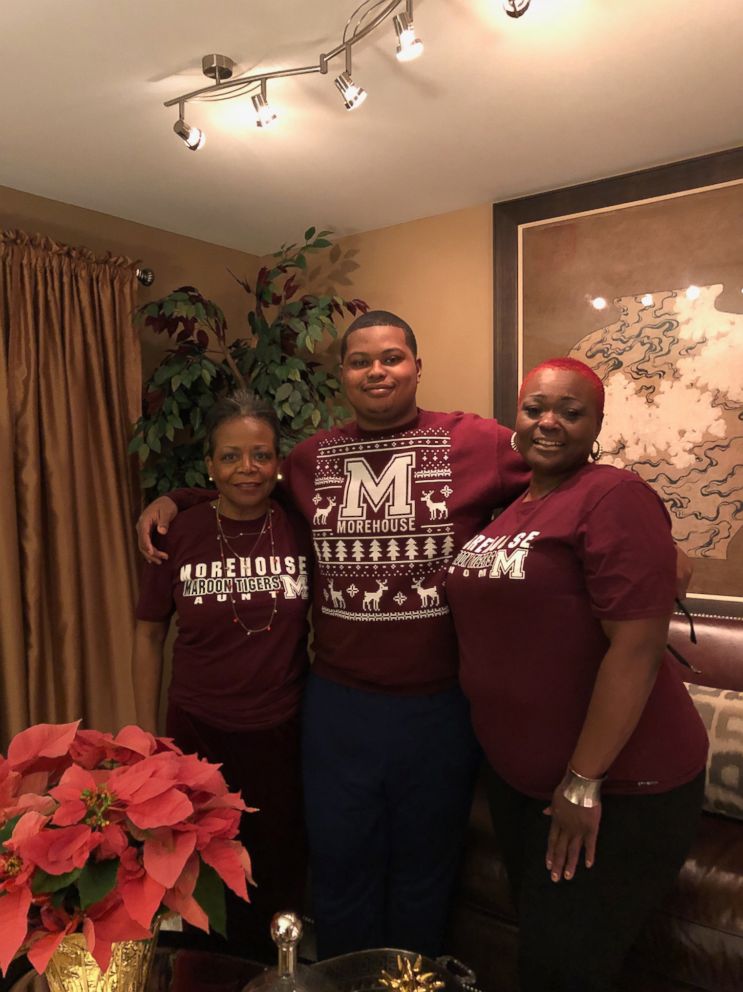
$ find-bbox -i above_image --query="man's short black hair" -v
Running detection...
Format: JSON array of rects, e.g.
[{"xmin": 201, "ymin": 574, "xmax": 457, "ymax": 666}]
[{"xmin": 340, "ymin": 309, "xmax": 418, "ymax": 360}]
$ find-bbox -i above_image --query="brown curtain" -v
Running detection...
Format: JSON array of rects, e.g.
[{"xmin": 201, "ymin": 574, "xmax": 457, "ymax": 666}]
[{"xmin": 0, "ymin": 231, "xmax": 142, "ymax": 746}]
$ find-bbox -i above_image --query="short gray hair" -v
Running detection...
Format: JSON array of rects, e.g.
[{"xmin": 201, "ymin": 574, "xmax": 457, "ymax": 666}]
[{"xmin": 204, "ymin": 390, "xmax": 280, "ymax": 456}]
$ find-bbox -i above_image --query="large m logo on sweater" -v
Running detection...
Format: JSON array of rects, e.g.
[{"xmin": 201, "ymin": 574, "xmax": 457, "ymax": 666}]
[{"xmin": 340, "ymin": 454, "xmax": 415, "ymax": 519}]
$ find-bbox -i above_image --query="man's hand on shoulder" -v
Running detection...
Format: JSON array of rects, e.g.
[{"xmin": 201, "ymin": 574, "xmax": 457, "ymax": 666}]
[{"xmin": 136, "ymin": 496, "xmax": 178, "ymax": 564}]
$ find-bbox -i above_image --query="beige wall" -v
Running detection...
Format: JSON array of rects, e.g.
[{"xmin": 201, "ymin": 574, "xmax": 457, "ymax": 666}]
[
  {"xmin": 286, "ymin": 204, "xmax": 494, "ymax": 418},
  {"xmin": 1, "ymin": 185, "xmax": 495, "ymax": 413},
  {"xmin": 0, "ymin": 185, "xmax": 260, "ymax": 374}
]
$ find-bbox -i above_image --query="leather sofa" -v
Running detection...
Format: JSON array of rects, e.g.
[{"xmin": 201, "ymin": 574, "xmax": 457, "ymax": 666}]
[{"xmin": 446, "ymin": 609, "xmax": 743, "ymax": 992}]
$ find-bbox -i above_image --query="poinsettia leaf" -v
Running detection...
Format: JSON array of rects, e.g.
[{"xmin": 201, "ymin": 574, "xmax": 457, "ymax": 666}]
[
  {"xmin": 193, "ymin": 862, "xmax": 226, "ymax": 938},
  {"xmin": 31, "ymin": 867, "xmax": 82, "ymax": 894},
  {"xmin": 0, "ymin": 815, "xmax": 21, "ymax": 846},
  {"xmin": 77, "ymin": 859, "xmax": 119, "ymax": 909}
]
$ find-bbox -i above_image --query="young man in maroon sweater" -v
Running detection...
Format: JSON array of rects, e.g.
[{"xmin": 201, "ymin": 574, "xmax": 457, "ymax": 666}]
[{"xmin": 135, "ymin": 312, "xmax": 533, "ymax": 956}]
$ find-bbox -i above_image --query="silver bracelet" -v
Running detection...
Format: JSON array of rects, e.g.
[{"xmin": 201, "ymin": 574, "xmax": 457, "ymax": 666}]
[{"xmin": 561, "ymin": 766, "xmax": 605, "ymax": 808}]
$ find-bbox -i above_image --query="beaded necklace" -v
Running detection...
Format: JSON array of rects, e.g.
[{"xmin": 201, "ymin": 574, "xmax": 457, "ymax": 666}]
[{"xmin": 214, "ymin": 497, "xmax": 277, "ymax": 636}]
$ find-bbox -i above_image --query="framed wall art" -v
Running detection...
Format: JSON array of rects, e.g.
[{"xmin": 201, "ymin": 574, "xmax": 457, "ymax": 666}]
[{"xmin": 493, "ymin": 147, "xmax": 743, "ymax": 608}]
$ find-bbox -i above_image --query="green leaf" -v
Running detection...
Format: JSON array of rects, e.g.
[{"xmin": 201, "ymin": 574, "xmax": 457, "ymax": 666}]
[
  {"xmin": 77, "ymin": 859, "xmax": 119, "ymax": 910},
  {"xmin": 171, "ymin": 374, "xmax": 182, "ymax": 392},
  {"xmin": 193, "ymin": 862, "xmax": 226, "ymax": 938},
  {"xmin": 0, "ymin": 815, "xmax": 21, "ymax": 846},
  {"xmin": 139, "ymin": 444, "xmax": 150, "ymax": 463},
  {"xmin": 31, "ymin": 867, "xmax": 82, "ymax": 895},
  {"xmin": 311, "ymin": 409, "xmax": 322, "ymax": 428},
  {"xmin": 304, "ymin": 226, "xmax": 316, "ymax": 241},
  {"xmin": 153, "ymin": 365, "xmax": 173, "ymax": 386},
  {"xmin": 313, "ymin": 239, "xmax": 332, "ymax": 249},
  {"xmin": 274, "ymin": 382, "xmax": 294, "ymax": 401}
]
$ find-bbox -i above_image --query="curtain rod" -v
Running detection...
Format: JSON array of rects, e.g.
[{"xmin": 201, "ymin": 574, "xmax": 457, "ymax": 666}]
[{"xmin": 136, "ymin": 267, "xmax": 154, "ymax": 287}]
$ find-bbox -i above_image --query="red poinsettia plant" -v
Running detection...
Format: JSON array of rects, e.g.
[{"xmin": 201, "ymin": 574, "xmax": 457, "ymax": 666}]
[{"xmin": 0, "ymin": 722, "xmax": 253, "ymax": 976}]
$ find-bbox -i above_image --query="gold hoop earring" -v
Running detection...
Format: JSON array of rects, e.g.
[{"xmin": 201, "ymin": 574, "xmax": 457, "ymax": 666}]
[{"xmin": 510, "ymin": 432, "xmax": 519, "ymax": 453}]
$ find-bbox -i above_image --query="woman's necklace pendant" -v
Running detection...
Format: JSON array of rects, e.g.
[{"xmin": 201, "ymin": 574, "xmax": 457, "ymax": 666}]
[{"xmin": 215, "ymin": 497, "xmax": 278, "ymax": 638}]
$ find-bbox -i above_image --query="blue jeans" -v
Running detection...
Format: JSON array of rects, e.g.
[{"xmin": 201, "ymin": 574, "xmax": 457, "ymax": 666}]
[{"xmin": 302, "ymin": 674, "xmax": 481, "ymax": 959}]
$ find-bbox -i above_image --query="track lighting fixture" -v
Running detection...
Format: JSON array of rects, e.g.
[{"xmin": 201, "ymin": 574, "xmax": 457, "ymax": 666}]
[
  {"xmin": 334, "ymin": 70, "xmax": 367, "ymax": 111},
  {"xmin": 503, "ymin": 0, "xmax": 532, "ymax": 16},
  {"xmin": 166, "ymin": 0, "xmax": 531, "ymax": 148},
  {"xmin": 173, "ymin": 115, "xmax": 205, "ymax": 151},
  {"xmin": 252, "ymin": 81, "xmax": 277, "ymax": 127},
  {"xmin": 394, "ymin": 12, "xmax": 423, "ymax": 62}
]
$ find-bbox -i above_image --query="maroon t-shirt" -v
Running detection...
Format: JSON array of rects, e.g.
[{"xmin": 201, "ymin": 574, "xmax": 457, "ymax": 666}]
[
  {"xmin": 281, "ymin": 410, "xmax": 529, "ymax": 692},
  {"xmin": 446, "ymin": 464, "xmax": 708, "ymax": 798},
  {"xmin": 136, "ymin": 500, "xmax": 311, "ymax": 730}
]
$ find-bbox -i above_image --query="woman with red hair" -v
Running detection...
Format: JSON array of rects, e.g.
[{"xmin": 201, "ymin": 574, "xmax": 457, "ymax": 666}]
[{"xmin": 446, "ymin": 357, "xmax": 707, "ymax": 992}]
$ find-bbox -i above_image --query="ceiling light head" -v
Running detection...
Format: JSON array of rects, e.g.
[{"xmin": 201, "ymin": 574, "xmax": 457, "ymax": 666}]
[
  {"xmin": 394, "ymin": 13, "xmax": 423, "ymax": 62},
  {"xmin": 252, "ymin": 91, "xmax": 277, "ymax": 128},
  {"xmin": 173, "ymin": 117, "xmax": 205, "ymax": 151},
  {"xmin": 503, "ymin": 0, "xmax": 531, "ymax": 17},
  {"xmin": 590, "ymin": 296, "xmax": 607, "ymax": 311},
  {"xmin": 334, "ymin": 71, "xmax": 367, "ymax": 111}
]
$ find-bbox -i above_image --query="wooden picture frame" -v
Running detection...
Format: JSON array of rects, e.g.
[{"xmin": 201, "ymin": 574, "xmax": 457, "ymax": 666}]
[{"xmin": 493, "ymin": 147, "xmax": 743, "ymax": 612}]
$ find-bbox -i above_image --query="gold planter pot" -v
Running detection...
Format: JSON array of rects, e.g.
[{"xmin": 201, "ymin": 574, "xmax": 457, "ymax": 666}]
[{"xmin": 44, "ymin": 931, "xmax": 159, "ymax": 992}]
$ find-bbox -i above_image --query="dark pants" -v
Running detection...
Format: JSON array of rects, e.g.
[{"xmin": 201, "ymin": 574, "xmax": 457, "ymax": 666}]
[
  {"xmin": 485, "ymin": 765, "xmax": 705, "ymax": 992},
  {"xmin": 166, "ymin": 703, "xmax": 307, "ymax": 961},
  {"xmin": 302, "ymin": 674, "xmax": 481, "ymax": 960}
]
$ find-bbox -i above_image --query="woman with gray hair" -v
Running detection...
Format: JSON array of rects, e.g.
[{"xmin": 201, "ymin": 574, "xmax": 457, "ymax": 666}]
[{"xmin": 132, "ymin": 390, "xmax": 312, "ymax": 961}]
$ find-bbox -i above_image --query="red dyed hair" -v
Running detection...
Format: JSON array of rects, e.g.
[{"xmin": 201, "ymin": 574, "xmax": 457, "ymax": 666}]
[{"xmin": 519, "ymin": 357, "xmax": 605, "ymax": 418}]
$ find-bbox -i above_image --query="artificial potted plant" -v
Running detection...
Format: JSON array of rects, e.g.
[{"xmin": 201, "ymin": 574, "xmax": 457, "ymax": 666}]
[{"xmin": 130, "ymin": 229, "xmax": 367, "ymax": 499}]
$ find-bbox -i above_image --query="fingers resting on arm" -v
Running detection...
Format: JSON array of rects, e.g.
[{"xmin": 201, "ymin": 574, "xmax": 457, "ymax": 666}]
[{"xmin": 136, "ymin": 496, "xmax": 178, "ymax": 564}]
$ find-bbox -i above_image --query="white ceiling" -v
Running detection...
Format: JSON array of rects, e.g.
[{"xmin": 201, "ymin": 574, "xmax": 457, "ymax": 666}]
[{"xmin": 3, "ymin": 0, "xmax": 742, "ymax": 255}]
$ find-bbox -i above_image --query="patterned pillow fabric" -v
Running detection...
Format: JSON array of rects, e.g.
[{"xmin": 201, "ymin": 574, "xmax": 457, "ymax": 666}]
[{"xmin": 687, "ymin": 683, "xmax": 743, "ymax": 820}]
